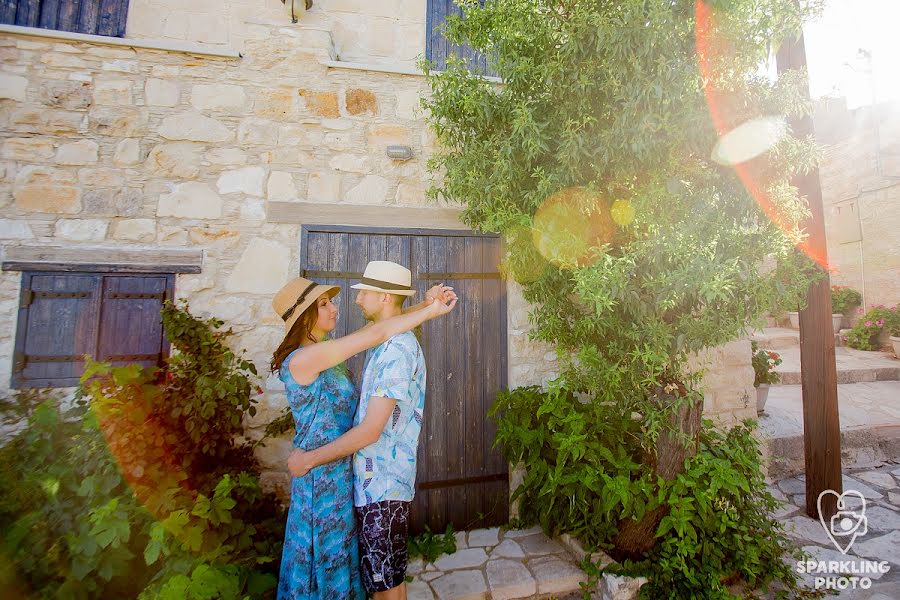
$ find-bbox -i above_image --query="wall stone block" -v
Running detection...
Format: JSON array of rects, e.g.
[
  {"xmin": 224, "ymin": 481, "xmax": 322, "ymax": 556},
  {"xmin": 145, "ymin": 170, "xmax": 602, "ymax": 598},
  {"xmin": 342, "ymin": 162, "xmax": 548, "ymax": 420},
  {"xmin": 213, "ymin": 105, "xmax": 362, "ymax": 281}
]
[
  {"xmin": 14, "ymin": 185, "xmax": 81, "ymax": 214},
  {"xmin": 225, "ymin": 237, "xmax": 290, "ymax": 294},
  {"xmin": 145, "ymin": 78, "xmax": 180, "ymax": 107},
  {"xmin": 0, "ymin": 74, "xmax": 27, "ymax": 102},
  {"xmin": 299, "ymin": 89, "xmax": 339, "ymax": 118},
  {"xmin": 55, "ymin": 218, "xmax": 108, "ymax": 241},
  {"xmin": 328, "ymin": 153, "xmax": 371, "ymax": 174},
  {"xmin": 254, "ymin": 88, "xmax": 297, "ymax": 121},
  {"xmin": 55, "ymin": 140, "xmax": 99, "ymax": 165},
  {"xmin": 0, "ymin": 219, "xmax": 33, "ymax": 239},
  {"xmin": 344, "ymin": 174, "xmax": 389, "ymax": 205},
  {"xmin": 238, "ymin": 118, "xmax": 279, "ymax": 146},
  {"xmin": 89, "ymin": 107, "xmax": 149, "ymax": 137},
  {"xmin": 217, "ymin": 166, "xmax": 266, "ymax": 196},
  {"xmin": 146, "ymin": 142, "xmax": 202, "ymax": 178},
  {"xmin": 345, "ymin": 88, "xmax": 378, "ymax": 116},
  {"xmin": 78, "ymin": 167, "xmax": 125, "ymax": 187},
  {"xmin": 191, "ymin": 83, "xmax": 247, "ymax": 111},
  {"xmin": 2, "ymin": 138, "xmax": 54, "ymax": 161},
  {"xmin": 367, "ymin": 123, "xmax": 411, "ymax": 149},
  {"xmin": 41, "ymin": 80, "xmax": 91, "ymax": 111},
  {"xmin": 159, "ymin": 112, "xmax": 233, "ymax": 143},
  {"xmin": 112, "ymin": 218, "xmax": 157, "ymax": 242},
  {"xmin": 207, "ymin": 148, "xmax": 248, "ymax": 165},
  {"xmin": 92, "ymin": 79, "xmax": 133, "ymax": 105},
  {"xmin": 157, "ymin": 182, "xmax": 223, "ymax": 219},
  {"xmin": 267, "ymin": 171, "xmax": 296, "ymax": 201},
  {"xmin": 113, "ymin": 138, "xmax": 141, "ymax": 166},
  {"xmin": 307, "ymin": 171, "xmax": 341, "ymax": 203},
  {"xmin": 82, "ymin": 188, "xmax": 144, "ymax": 217}
]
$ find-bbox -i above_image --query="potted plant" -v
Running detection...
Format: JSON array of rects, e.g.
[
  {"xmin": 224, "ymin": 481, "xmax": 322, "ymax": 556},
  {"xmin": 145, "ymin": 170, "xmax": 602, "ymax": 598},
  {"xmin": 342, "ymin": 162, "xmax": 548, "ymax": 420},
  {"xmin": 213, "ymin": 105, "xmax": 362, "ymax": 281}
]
[
  {"xmin": 786, "ymin": 309, "xmax": 800, "ymax": 330},
  {"xmin": 847, "ymin": 305, "xmax": 900, "ymax": 351},
  {"xmin": 752, "ymin": 341, "xmax": 782, "ymax": 414},
  {"xmin": 890, "ymin": 323, "xmax": 900, "ymax": 359},
  {"xmin": 831, "ymin": 285, "xmax": 863, "ymax": 331}
]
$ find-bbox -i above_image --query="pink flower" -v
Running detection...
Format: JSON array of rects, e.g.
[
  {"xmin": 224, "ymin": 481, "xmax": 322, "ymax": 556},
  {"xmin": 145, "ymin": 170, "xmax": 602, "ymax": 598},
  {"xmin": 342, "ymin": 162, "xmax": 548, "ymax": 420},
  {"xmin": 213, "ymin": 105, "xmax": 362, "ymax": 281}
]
[
  {"xmin": 865, "ymin": 321, "xmax": 873, "ymax": 327},
  {"xmin": 876, "ymin": 320, "xmax": 884, "ymax": 327}
]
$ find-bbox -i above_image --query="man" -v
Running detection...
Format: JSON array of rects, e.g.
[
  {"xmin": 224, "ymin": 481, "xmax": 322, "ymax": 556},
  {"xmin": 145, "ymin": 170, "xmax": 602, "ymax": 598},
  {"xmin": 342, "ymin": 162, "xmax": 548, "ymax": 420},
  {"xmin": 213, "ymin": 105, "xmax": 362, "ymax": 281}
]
[{"xmin": 289, "ymin": 260, "xmax": 454, "ymax": 600}]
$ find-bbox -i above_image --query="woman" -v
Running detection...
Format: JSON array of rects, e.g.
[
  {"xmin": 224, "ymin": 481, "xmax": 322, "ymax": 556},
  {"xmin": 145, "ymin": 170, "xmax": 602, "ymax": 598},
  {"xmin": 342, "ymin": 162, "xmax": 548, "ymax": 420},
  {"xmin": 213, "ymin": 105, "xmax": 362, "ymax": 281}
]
[{"xmin": 270, "ymin": 276, "xmax": 455, "ymax": 600}]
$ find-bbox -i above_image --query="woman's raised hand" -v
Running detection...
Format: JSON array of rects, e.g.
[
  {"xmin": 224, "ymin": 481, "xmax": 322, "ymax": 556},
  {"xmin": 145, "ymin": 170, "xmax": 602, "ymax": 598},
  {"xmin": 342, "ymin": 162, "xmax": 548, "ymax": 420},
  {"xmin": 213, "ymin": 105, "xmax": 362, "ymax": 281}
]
[{"xmin": 425, "ymin": 284, "xmax": 457, "ymax": 305}]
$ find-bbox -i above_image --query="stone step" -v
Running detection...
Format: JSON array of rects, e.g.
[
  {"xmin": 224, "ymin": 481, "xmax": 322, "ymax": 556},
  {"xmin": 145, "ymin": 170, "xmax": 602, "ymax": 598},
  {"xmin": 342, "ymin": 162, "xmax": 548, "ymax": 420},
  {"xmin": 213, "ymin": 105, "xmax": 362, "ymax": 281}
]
[
  {"xmin": 759, "ymin": 381, "xmax": 900, "ymax": 479},
  {"xmin": 750, "ymin": 327, "xmax": 846, "ymax": 349},
  {"xmin": 772, "ymin": 346, "xmax": 900, "ymax": 384}
]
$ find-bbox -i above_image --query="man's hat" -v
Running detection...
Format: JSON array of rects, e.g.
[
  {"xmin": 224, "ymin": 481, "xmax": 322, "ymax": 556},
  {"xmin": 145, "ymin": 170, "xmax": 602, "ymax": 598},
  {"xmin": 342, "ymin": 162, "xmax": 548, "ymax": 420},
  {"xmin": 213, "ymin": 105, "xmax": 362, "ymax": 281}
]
[
  {"xmin": 350, "ymin": 261, "xmax": 416, "ymax": 296},
  {"xmin": 272, "ymin": 277, "xmax": 340, "ymax": 332}
]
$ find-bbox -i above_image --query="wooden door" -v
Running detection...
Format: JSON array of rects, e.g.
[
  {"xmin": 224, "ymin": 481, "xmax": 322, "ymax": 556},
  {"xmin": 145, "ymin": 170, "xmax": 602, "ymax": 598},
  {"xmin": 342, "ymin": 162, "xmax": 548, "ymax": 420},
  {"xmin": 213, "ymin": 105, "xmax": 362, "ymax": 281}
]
[{"xmin": 300, "ymin": 225, "xmax": 508, "ymax": 533}]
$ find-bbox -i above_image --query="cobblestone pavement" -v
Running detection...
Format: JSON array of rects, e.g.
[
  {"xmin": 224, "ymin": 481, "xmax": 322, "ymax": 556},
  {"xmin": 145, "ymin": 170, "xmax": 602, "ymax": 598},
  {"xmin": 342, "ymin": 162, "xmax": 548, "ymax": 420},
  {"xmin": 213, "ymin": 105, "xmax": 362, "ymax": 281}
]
[{"xmin": 771, "ymin": 460, "xmax": 900, "ymax": 599}]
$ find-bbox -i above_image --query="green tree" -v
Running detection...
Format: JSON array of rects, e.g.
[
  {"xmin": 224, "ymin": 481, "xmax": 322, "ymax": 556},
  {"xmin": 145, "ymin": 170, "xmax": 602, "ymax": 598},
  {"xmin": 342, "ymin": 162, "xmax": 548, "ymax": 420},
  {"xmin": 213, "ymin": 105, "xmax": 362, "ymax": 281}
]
[{"xmin": 425, "ymin": 0, "xmax": 823, "ymax": 594}]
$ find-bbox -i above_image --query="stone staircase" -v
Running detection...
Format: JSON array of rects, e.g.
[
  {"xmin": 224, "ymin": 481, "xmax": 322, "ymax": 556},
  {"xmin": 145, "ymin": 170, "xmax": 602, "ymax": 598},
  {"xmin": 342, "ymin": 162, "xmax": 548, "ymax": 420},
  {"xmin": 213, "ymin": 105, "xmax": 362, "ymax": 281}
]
[{"xmin": 752, "ymin": 328, "xmax": 900, "ymax": 479}]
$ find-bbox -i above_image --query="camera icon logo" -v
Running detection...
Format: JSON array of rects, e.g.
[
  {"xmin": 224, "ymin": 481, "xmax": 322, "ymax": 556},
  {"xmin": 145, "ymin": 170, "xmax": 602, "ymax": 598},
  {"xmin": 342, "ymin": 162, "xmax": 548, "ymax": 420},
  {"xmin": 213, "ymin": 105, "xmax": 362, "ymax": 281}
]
[{"xmin": 818, "ymin": 490, "xmax": 867, "ymax": 554}]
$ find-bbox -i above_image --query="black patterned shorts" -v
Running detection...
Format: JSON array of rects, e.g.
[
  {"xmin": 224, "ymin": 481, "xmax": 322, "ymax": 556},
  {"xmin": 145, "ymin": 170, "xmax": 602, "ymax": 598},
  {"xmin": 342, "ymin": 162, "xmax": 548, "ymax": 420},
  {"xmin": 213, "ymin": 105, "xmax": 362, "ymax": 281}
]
[{"xmin": 355, "ymin": 500, "xmax": 410, "ymax": 593}]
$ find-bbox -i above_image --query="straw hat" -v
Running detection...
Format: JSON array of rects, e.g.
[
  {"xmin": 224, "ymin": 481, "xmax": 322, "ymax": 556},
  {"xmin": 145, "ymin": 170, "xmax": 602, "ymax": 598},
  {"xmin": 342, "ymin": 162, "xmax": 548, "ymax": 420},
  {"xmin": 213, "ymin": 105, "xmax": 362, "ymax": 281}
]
[
  {"xmin": 350, "ymin": 260, "xmax": 416, "ymax": 296},
  {"xmin": 272, "ymin": 277, "xmax": 340, "ymax": 333}
]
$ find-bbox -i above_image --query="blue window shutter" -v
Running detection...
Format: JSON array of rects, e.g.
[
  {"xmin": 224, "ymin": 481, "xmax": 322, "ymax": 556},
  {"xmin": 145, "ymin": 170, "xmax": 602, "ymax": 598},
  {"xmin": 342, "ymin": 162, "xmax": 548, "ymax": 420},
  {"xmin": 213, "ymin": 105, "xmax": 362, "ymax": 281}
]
[
  {"xmin": 96, "ymin": 274, "xmax": 172, "ymax": 368},
  {"xmin": 427, "ymin": 0, "xmax": 496, "ymax": 77},
  {"xmin": 13, "ymin": 272, "xmax": 102, "ymax": 388},
  {"xmin": 0, "ymin": 0, "xmax": 130, "ymax": 37}
]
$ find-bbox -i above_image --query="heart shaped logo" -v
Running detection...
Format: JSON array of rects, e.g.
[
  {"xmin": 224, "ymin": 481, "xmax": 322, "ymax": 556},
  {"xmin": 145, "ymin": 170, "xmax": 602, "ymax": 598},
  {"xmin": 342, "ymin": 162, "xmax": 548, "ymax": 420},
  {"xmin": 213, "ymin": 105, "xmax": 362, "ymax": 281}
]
[{"xmin": 817, "ymin": 489, "xmax": 867, "ymax": 554}]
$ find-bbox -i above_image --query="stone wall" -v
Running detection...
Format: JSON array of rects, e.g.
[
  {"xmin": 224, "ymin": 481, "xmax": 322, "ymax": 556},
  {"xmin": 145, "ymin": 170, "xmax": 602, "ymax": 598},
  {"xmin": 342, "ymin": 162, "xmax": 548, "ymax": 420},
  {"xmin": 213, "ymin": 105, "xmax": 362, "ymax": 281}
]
[
  {"xmin": 815, "ymin": 98, "xmax": 900, "ymax": 310},
  {"xmin": 0, "ymin": 16, "xmax": 753, "ymax": 501},
  {"xmin": 126, "ymin": 0, "xmax": 426, "ymax": 67}
]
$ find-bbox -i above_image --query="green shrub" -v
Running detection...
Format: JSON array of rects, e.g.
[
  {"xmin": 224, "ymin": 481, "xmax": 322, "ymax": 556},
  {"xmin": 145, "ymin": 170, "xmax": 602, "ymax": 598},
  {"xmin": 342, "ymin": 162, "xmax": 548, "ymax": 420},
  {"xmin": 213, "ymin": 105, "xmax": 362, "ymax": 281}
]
[
  {"xmin": 830, "ymin": 286, "xmax": 862, "ymax": 315},
  {"xmin": 846, "ymin": 305, "xmax": 900, "ymax": 350},
  {"xmin": 0, "ymin": 302, "xmax": 284, "ymax": 599},
  {"xmin": 490, "ymin": 387, "xmax": 809, "ymax": 599}
]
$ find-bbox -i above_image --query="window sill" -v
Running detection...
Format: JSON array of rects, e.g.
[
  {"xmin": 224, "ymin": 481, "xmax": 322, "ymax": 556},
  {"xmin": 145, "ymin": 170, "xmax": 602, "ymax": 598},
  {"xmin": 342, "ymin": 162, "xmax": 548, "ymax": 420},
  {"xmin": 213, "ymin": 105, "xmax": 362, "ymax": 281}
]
[{"xmin": 0, "ymin": 24, "xmax": 241, "ymax": 59}]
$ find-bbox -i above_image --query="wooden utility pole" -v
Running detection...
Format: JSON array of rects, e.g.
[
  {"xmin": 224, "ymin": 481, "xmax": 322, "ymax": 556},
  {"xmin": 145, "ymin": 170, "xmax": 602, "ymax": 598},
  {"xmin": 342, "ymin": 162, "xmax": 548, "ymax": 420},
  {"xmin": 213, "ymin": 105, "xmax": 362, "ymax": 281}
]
[{"xmin": 776, "ymin": 34, "xmax": 842, "ymax": 520}]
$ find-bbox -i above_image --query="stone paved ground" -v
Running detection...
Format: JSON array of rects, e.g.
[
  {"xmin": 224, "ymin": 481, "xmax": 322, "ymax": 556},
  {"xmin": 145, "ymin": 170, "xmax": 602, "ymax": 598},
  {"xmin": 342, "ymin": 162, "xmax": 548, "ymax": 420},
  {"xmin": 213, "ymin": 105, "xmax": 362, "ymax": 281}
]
[
  {"xmin": 770, "ymin": 460, "xmax": 900, "ymax": 599},
  {"xmin": 409, "ymin": 461, "xmax": 900, "ymax": 599}
]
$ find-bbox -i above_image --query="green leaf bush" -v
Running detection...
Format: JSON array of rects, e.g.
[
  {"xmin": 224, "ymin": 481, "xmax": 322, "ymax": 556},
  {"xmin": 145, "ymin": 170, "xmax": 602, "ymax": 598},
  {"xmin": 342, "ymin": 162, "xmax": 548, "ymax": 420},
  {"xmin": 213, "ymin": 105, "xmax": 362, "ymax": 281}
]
[
  {"xmin": 830, "ymin": 285, "xmax": 862, "ymax": 315},
  {"xmin": 845, "ymin": 305, "xmax": 900, "ymax": 350},
  {"xmin": 750, "ymin": 341, "xmax": 782, "ymax": 387},
  {"xmin": 0, "ymin": 302, "xmax": 284, "ymax": 598},
  {"xmin": 424, "ymin": 0, "xmax": 824, "ymax": 596}
]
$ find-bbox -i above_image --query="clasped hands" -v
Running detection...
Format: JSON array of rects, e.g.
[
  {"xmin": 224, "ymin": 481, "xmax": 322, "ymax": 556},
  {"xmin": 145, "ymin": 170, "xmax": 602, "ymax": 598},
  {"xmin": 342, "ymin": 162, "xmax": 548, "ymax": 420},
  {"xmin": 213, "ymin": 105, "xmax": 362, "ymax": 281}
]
[{"xmin": 425, "ymin": 283, "xmax": 457, "ymax": 314}]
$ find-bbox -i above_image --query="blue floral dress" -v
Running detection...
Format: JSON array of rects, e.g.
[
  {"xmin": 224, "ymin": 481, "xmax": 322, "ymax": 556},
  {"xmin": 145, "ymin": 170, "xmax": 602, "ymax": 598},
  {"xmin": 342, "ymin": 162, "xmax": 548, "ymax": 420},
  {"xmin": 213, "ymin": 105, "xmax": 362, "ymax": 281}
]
[{"xmin": 277, "ymin": 350, "xmax": 365, "ymax": 600}]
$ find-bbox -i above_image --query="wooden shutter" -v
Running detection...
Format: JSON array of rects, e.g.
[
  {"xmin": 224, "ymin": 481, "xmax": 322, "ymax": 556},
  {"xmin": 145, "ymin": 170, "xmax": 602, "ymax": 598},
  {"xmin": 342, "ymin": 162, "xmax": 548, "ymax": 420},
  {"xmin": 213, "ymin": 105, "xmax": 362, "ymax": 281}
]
[
  {"xmin": 96, "ymin": 274, "xmax": 172, "ymax": 368},
  {"xmin": 12, "ymin": 272, "xmax": 173, "ymax": 388},
  {"xmin": 300, "ymin": 225, "xmax": 508, "ymax": 534},
  {"xmin": 0, "ymin": 0, "xmax": 130, "ymax": 37},
  {"xmin": 426, "ymin": 0, "xmax": 497, "ymax": 77},
  {"xmin": 13, "ymin": 272, "xmax": 102, "ymax": 388}
]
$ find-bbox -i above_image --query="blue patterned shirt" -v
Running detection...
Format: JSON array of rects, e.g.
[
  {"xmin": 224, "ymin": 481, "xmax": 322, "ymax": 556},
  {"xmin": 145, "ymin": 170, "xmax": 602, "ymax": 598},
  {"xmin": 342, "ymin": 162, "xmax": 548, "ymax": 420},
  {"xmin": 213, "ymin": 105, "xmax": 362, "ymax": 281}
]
[{"xmin": 353, "ymin": 331, "xmax": 426, "ymax": 507}]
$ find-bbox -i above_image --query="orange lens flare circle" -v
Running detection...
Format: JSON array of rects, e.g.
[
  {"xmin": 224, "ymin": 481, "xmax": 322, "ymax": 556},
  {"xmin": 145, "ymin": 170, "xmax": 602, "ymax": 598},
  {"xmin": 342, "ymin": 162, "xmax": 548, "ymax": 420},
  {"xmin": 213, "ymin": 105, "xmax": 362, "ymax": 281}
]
[
  {"xmin": 531, "ymin": 187, "xmax": 617, "ymax": 268},
  {"xmin": 694, "ymin": 0, "xmax": 828, "ymax": 269}
]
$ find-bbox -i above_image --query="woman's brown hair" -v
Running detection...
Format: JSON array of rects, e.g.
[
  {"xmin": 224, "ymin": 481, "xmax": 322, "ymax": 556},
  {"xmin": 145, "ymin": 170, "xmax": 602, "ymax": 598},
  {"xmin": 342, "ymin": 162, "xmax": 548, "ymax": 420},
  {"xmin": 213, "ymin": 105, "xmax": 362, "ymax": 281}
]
[{"xmin": 270, "ymin": 300, "xmax": 320, "ymax": 374}]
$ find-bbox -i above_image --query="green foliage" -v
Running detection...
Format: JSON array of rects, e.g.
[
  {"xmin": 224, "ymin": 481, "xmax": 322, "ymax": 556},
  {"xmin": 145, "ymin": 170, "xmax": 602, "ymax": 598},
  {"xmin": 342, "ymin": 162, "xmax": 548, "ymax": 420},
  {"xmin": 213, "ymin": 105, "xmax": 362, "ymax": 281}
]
[
  {"xmin": 830, "ymin": 286, "xmax": 862, "ymax": 315},
  {"xmin": 1, "ymin": 302, "xmax": 285, "ymax": 599},
  {"xmin": 491, "ymin": 387, "xmax": 811, "ymax": 598},
  {"xmin": 846, "ymin": 305, "xmax": 900, "ymax": 350},
  {"xmin": 750, "ymin": 341, "xmax": 782, "ymax": 387},
  {"xmin": 407, "ymin": 524, "xmax": 457, "ymax": 564}
]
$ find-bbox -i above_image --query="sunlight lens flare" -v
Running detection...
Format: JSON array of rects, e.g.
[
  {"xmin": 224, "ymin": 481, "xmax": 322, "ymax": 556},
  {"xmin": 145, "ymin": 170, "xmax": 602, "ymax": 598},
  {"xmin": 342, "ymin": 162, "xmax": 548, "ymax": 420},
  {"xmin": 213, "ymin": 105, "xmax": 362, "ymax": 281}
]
[
  {"xmin": 531, "ymin": 187, "xmax": 616, "ymax": 269},
  {"xmin": 695, "ymin": 0, "xmax": 829, "ymax": 269},
  {"xmin": 711, "ymin": 115, "xmax": 787, "ymax": 166}
]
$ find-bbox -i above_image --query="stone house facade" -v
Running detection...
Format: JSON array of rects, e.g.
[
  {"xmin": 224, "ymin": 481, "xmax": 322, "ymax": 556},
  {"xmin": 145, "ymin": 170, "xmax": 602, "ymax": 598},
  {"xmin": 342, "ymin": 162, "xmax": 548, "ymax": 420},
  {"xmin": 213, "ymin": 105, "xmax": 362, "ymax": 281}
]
[
  {"xmin": 0, "ymin": 1, "xmax": 755, "ymax": 521},
  {"xmin": 815, "ymin": 98, "xmax": 900, "ymax": 311}
]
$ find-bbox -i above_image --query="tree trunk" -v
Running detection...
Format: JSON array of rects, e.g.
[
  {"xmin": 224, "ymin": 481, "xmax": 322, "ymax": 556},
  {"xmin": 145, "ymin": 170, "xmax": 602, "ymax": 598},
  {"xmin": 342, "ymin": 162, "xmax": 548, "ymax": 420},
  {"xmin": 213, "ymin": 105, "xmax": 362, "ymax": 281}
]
[{"xmin": 610, "ymin": 395, "xmax": 703, "ymax": 560}]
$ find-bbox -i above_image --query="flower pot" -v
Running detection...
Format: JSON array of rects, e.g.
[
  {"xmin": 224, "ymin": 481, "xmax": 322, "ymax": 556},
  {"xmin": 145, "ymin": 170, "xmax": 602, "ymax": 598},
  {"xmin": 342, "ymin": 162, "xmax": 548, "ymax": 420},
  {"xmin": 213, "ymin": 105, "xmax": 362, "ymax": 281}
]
[
  {"xmin": 832, "ymin": 314, "xmax": 843, "ymax": 335},
  {"xmin": 878, "ymin": 329, "xmax": 891, "ymax": 350},
  {"xmin": 787, "ymin": 311, "xmax": 800, "ymax": 330},
  {"xmin": 756, "ymin": 384, "xmax": 770, "ymax": 414},
  {"xmin": 891, "ymin": 336, "xmax": 900, "ymax": 358}
]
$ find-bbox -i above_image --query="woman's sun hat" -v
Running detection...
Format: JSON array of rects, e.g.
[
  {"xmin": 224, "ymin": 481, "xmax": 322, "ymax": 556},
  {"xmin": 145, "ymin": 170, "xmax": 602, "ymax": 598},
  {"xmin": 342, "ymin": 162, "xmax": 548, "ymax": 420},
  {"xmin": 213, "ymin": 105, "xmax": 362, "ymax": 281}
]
[
  {"xmin": 350, "ymin": 260, "xmax": 416, "ymax": 296},
  {"xmin": 273, "ymin": 277, "xmax": 340, "ymax": 332}
]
